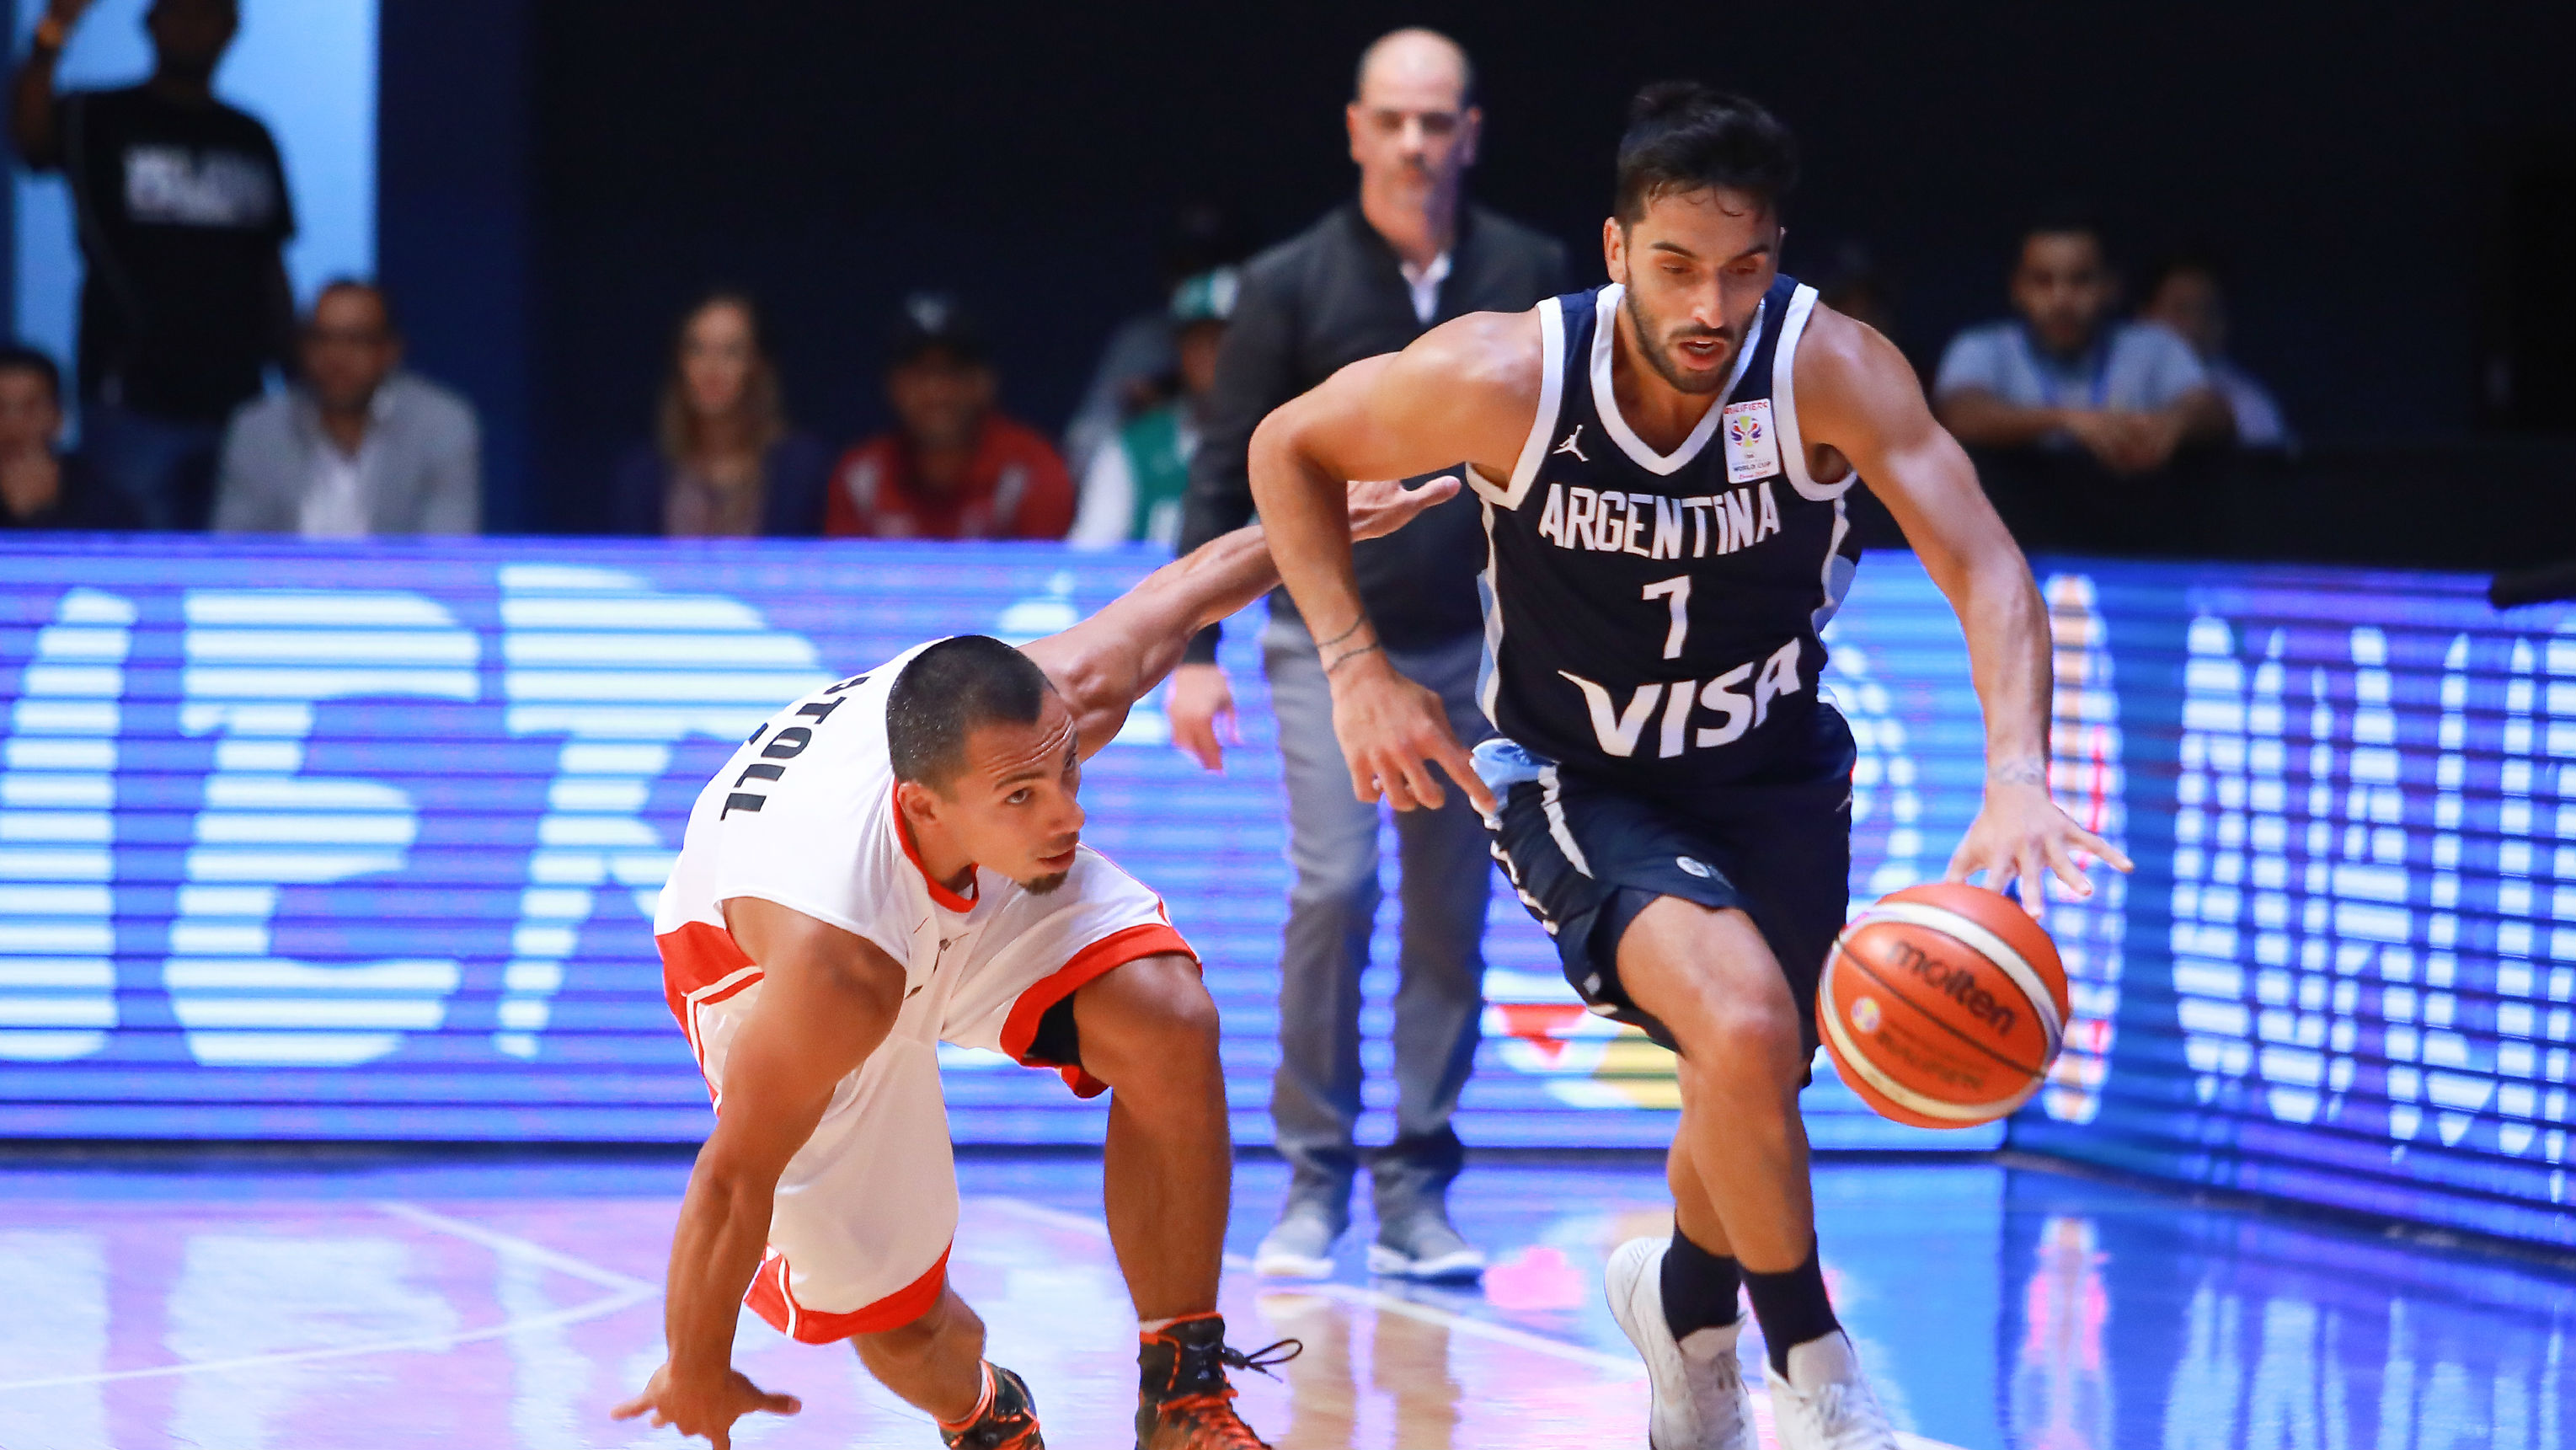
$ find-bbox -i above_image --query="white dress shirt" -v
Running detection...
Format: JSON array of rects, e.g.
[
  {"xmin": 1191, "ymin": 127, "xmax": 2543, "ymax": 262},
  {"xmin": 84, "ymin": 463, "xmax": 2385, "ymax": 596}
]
[
  {"xmin": 1398, "ymin": 251, "xmax": 1451, "ymax": 325},
  {"xmin": 297, "ymin": 434, "xmax": 372, "ymax": 538}
]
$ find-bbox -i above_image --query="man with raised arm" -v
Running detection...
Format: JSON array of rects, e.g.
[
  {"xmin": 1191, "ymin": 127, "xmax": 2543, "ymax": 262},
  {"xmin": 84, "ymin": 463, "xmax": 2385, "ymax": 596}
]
[
  {"xmin": 614, "ymin": 474, "xmax": 1456, "ymax": 1450},
  {"xmin": 1246, "ymin": 84, "xmax": 2129, "ymax": 1450}
]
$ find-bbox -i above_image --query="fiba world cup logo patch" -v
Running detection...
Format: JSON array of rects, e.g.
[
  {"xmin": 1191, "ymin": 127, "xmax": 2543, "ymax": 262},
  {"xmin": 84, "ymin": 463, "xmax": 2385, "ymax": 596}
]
[{"xmin": 1721, "ymin": 398, "xmax": 1779, "ymax": 483}]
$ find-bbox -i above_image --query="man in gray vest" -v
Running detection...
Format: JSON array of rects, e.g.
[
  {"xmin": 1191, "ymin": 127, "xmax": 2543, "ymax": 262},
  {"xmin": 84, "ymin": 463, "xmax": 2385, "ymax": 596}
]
[{"xmin": 1167, "ymin": 27, "xmax": 1566, "ymax": 1280}]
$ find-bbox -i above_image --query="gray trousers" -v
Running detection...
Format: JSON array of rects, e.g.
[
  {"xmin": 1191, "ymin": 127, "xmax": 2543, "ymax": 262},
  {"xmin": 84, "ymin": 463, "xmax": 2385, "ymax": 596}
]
[{"xmin": 1262, "ymin": 616, "xmax": 1494, "ymax": 1220}]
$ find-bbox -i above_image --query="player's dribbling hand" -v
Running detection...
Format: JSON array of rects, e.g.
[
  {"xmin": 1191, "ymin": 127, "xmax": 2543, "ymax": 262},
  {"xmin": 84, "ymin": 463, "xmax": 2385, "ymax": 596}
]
[
  {"xmin": 1343, "ymin": 474, "xmax": 1460, "ymax": 541},
  {"xmin": 612, "ymin": 1362, "xmax": 801, "ymax": 1449},
  {"xmin": 1944, "ymin": 761, "xmax": 2133, "ymax": 919},
  {"xmin": 1325, "ymin": 651, "xmax": 1497, "ymax": 817},
  {"xmin": 1168, "ymin": 662, "xmax": 1238, "ymax": 771}
]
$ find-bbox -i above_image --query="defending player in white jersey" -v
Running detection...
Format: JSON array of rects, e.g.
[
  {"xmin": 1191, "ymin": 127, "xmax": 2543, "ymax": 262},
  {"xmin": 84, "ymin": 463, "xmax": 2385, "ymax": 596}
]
[{"xmin": 613, "ymin": 474, "xmax": 1457, "ymax": 1450}]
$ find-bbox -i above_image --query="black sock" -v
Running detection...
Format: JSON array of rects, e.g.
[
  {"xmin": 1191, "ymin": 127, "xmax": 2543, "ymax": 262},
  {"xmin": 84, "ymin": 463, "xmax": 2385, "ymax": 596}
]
[
  {"xmin": 1659, "ymin": 1228, "xmax": 1742, "ymax": 1340},
  {"xmin": 1741, "ymin": 1237, "xmax": 1840, "ymax": 1376}
]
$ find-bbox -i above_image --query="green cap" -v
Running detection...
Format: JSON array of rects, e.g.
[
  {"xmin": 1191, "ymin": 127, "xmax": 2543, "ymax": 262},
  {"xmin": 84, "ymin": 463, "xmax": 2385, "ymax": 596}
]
[{"xmin": 1170, "ymin": 267, "xmax": 1240, "ymax": 325}]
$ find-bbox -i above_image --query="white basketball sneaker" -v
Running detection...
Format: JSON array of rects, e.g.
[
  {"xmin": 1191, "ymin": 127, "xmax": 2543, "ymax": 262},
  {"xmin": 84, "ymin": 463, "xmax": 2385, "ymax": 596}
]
[
  {"xmin": 1766, "ymin": 1330, "xmax": 1900, "ymax": 1450},
  {"xmin": 1603, "ymin": 1237, "xmax": 1757, "ymax": 1450}
]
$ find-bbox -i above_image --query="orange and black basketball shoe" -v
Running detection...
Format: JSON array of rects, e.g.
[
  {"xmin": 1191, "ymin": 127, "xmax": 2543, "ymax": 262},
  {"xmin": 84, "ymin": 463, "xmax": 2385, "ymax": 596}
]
[
  {"xmin": 939, "ymin": 1362, "xmax": 1044, "ymax": 1450},
  {"xmin": 1134, "ymin": 1313, "xmax": 1301, "ymax": 1450}
]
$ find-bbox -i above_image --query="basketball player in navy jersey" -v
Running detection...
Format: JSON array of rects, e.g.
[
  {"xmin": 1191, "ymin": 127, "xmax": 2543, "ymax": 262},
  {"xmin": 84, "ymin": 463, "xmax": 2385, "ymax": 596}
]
[{"xmin": 1248, "ymin": 84, "xmax": 2130, "ymax": 1450}]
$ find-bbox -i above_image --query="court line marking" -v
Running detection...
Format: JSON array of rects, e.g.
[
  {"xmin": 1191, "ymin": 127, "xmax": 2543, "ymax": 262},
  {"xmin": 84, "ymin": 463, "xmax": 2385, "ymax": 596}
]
[
  {"xmin": 0, "ymin": 1200, "xmax": 658, "ymax": 1394},
  {"xmin": 0, "ymin": 1190, "xmax": 1964, "ymax": 1450},
  {"xmin": 377, "ymin": 1200, "xmax": 660, "ymax": 1292},
  {"xmin": 977, "ymin": 1196, "xmax": 1966, "ymax": 1450},
  {"xmin": 980, "ymin": 1196, "xmax": 1645, "ymax": 1377}
]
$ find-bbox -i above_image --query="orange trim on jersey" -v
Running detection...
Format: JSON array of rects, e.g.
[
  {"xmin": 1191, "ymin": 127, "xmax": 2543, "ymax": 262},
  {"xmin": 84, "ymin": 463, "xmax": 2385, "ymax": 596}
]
[
  {"xmin": 658, "ymin": 919, "xmax": 767, "ymax": 1108},
  {"xmin": 747, "ymin": 1244, "xmax": 950, "ymax": 1344},
  {"xmin": 998, "ymin": 921, "xmax": 1196, "ymax": 1098},
  {"xmin": 660, "ymin": 919, "xmax": 760, "ymax": 1026},
  {"xmin": 890, "ymin": 784, "xmax": 979, "ymax": 912}
]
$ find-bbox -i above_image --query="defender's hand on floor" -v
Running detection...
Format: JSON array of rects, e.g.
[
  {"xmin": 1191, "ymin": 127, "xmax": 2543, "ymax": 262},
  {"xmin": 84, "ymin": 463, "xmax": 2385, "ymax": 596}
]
[{"xmin": 612, "ymin": 1362, "xmax": 801, "ymax": 1450}]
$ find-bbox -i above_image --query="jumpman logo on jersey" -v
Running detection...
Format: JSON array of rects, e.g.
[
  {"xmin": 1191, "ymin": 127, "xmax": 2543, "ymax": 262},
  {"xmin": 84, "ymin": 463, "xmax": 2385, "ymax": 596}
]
[{"xmin": 1553, "ymin": 425, "xmax": 1589, "ymax": 463}]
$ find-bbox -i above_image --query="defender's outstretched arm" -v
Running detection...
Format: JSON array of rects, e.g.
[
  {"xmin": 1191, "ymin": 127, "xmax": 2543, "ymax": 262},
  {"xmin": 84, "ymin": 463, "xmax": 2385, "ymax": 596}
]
[
  {"xmin": 1795, "ymin": 307, "xmax": 2133, "ymax": 912},
  {"xmin": 1022, "ymin": 474, "xmax": 1459, "ymax": 759}
]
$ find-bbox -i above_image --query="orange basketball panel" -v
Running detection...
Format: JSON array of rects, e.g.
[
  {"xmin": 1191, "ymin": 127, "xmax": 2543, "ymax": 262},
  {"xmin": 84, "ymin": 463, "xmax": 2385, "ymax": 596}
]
[
  {"xmin": 1882, "ymin": 881, "xmax": 2070, "ymax": 1020},
  {"xmin": 1820, "ymin": 944, "xmax": 2043, "ymax": 1128},
  {"xmin": 1818, "ymin": 883, "xmax": 2071, "ymax": 1131},
  {"xmin": 1833, "ymin": 918, "xmax": 2055, "ymax": 1076}
]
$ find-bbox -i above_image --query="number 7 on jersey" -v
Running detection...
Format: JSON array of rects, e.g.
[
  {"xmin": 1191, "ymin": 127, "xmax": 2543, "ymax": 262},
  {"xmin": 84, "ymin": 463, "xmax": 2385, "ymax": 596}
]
[{"xmin": 1643, "ymin": 575, "xmax": 1691, "ymax": 660}]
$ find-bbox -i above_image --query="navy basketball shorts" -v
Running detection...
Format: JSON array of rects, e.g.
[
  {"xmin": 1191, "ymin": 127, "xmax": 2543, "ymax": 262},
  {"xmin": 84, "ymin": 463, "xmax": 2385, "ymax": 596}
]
[{"xmin": 1475, "ymin": 706, "xmax": 1857, "ymax": 1055}]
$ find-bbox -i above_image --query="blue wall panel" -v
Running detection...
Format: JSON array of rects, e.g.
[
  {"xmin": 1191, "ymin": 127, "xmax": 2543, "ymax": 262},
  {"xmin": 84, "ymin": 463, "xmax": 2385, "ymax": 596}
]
[
  {"xmin": 2012, "ymin": 562, "xmax": 2575, "ymax": 1248},
  {"xmin": 7, "ymin": 538, "xmax": 2566, "ymax": 1248},
  {"xmin": 0, "ymin": 537, "xmax": 1985, "ymax": 1153}
]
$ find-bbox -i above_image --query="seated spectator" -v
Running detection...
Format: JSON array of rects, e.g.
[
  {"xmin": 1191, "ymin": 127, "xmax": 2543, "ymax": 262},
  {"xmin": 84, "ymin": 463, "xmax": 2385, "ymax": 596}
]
[
  {"xmin": 212, "ymin": 281, "xmax": 479, "ymax": 536},
  {"xmin": 611, "ymin": 290, "xmax": 829, "ymax": 537},
  {"xmin": 1815, "ymin": 239, "xmax": 1900, "ymax": 342},
  {"xmin": 2140, "ymin": 254, "xmax": 2290, "ymax": 449},
  {"xmin": 1061, "ymin": 200, "xmax": 1248, "ymax": 484},
  {"xmin": 1934, "ymin": 209, "xmax": 2231, "ymax": 476},
  {"xmin": 826, "ymin": 294, "xmax": 1073, "ymax": 539},
  {"xmin": 0, "ymin": 344, "xmax": 140, "ymax": 530},
  {"xmin": 1068, "ymin": 267, "xmax": 1236, "ymax": 548}
]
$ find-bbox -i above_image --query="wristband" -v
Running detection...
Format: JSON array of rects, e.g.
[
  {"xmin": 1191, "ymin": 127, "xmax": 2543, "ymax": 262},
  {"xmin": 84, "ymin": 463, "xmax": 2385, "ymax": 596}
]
[{"xmin": 1323, "ymin": 642, "xmax": 1384, "ymax": 676}]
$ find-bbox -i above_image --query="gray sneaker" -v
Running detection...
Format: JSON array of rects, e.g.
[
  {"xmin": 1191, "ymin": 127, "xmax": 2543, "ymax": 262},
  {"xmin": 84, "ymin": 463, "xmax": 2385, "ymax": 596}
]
[
  {"xmin": 1253, "ymin": 1204, "xmax": 1343, "ymax": 1278},
  {"xmin": 1367, "ymin": 1207, "xmax": 1486, "ymax": 1281}
]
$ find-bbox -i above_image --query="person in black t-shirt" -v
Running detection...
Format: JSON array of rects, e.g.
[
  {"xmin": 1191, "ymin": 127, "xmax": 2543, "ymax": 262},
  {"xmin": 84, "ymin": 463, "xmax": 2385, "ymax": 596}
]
[
  {"xmin": 0, "ymin": 344, "xmax": 142, "ymax": 531},
  {"xmin": 9, "ymin": 0, "xmax": 295, "ymax": 531}
]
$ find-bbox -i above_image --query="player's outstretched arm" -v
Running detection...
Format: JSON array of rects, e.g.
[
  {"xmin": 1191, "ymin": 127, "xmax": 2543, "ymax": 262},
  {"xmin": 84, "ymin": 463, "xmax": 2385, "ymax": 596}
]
[
  {"xmin": 1245, "ymin": 311, "xmax": 1541, "ymax": 815},
  {"xmin": 612, "ymin": 900, "xmax": 906, "ymax": 1449},
  {"xmin": 1021, "ymin": 474, "xmax": 1459, "ymax": 761},
  {"xmin": 1795, "ymin": 308, "xmax": 2134, "ymax": 915}
]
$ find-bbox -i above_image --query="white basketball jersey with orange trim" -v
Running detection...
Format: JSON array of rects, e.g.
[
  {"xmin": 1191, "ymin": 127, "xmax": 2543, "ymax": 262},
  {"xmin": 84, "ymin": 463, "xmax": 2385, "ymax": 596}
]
[
  {"xmin": 650, "ymin": 641, "xmax": 1194, "ymax": 1341},
  {"xmin": 655, "ymin": 639, "xmax": 1189, "ymax": 1083}
]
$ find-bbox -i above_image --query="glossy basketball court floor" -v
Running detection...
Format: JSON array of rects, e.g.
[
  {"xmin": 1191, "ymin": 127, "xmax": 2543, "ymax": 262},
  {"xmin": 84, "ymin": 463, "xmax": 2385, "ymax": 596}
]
[{"xmin": 0, "ymin": 1151, "xmax": 2566, "ymax": 1450}]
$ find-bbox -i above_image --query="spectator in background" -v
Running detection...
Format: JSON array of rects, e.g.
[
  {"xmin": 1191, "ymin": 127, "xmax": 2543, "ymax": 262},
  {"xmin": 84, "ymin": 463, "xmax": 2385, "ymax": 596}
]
[
  {"xmin": 1062, "ymin": 200, "xmax": 1249, "ymax": 485},
  {"xmin": 611, "ymin": 291, "xmax": 829, "ymax": 537},
  {"xmin": 0, "ymin": 344, "xmax": 139, "ymax": 529},
  {"xmin": 1935, "ymin": 209, "xmax": 2231, "ymax": 476},
  {"xmin": 826, "ymin": 293, "xmax": 1073, "ymax": 539},
  {"xmin": 1171, "ymin": 27, "xmax": 1567, "ymax": 1285},
  {"xmin": 10, "ymin": 0, "xmax": 294, "ymax": 530},
  {"xmin": 2140, "ymin": 254, "xmax": 2290, "ymax": 449},
  {"xmin": 1068, "ymin": 267, "xmax": 1237, "ymax": 549},
  {"xmin": 211, "ymin": 281, "xmax": 478, "ymax": 536},
  {"xmin": 1814, "ymin": 239, "xmax": 1900, "ymax": 343}
]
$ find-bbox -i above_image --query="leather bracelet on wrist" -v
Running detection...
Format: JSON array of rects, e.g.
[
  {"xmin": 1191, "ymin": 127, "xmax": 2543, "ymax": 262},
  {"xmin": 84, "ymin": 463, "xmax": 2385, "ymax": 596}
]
[
  {"xmin": 32, "ymin": 15, "xmax": 67, "ymax": 51},
  {"xmin": 1323, "ymin": 641, "xmax": 1384, "ymax": 677}
]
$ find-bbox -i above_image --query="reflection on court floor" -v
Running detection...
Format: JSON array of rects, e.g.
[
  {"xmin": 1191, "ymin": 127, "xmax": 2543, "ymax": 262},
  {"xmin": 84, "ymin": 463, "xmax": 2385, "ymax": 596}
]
[{"xmin": 0, "ymin": 1156, "xmax": 2564, "ymax": 1449}]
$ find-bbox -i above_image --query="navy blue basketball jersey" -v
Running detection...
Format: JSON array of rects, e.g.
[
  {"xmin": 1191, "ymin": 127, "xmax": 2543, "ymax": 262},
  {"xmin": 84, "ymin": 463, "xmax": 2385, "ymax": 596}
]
[{"xmin": 1468, "ymin": 275, "xmax": 1862, "ymax": 787}]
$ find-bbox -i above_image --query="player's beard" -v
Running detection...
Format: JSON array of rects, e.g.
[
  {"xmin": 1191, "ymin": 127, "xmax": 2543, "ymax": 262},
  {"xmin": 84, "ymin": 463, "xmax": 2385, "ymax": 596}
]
[
  {"xmin": 1624, "ymin": 287, "xmax": 1736, "ymax": 396},
  {"xmin": 1024, "ymin": 870, "xmax": 1071, "ymax": 896}
]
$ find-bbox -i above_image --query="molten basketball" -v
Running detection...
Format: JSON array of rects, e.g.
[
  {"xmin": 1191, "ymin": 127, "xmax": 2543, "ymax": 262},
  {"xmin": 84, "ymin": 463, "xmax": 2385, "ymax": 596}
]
[{"xmin": 1819, "ymin": 882, "xmax": 2069, "ymax": 1129}]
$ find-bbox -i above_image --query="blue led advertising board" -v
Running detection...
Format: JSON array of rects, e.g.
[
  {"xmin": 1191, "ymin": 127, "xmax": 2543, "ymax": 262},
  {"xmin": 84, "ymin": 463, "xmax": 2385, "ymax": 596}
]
[{"xmin": 0, "ymin": 538, "xmax": 2566, "ymax": 1246}]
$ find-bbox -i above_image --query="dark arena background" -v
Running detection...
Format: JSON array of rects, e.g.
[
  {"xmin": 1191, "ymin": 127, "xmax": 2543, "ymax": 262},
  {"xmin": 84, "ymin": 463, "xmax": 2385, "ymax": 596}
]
[{"xmin": 0, "ymin": 3, "xmax": 2572, "ymax": 1448}]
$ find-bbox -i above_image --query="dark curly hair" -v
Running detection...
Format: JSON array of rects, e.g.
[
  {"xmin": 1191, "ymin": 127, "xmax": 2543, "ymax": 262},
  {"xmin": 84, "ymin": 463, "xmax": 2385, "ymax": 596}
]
[{"xmin": 1614, "ymin": 82, "xmax": 1798, "ymax": 225}]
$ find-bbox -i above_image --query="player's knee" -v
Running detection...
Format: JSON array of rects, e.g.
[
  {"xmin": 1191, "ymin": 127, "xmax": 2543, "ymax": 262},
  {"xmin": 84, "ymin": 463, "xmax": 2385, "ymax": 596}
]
[
  {"xmin": 1668, "ymin": 991, "xmax": 1804, "ymax": 1100},
  {"xmin": 1076, "ymin": 955, "xmax": 1220, "ymax": 1085},
  {"xmin": 855, "ymin": 1311, "xmax": 936, "ymax": 1362}
]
